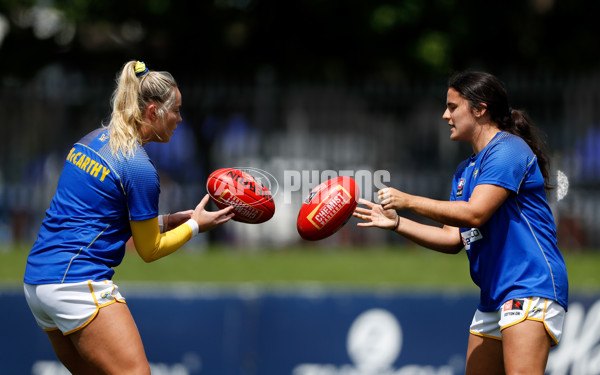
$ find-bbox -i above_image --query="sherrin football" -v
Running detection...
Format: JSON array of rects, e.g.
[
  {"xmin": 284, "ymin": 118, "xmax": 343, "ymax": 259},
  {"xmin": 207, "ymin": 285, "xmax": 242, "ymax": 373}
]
[
  {"xmin": 297, "ymin": 176, "xmax": 359, "ymax": 241},
  {"xmin": 207, "ymin": 168, "xmax": 275, "ymax": 224}
]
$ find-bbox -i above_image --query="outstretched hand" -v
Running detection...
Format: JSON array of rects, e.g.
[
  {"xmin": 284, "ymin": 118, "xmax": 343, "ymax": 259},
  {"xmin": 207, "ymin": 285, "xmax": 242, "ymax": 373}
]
[
  {"xmin": 191, "ymin": 194, "xmax": 235, "ymax": 232},
  {"xmin": 353, "ymin": 198, "xmax": 398, "ymax": 230}
]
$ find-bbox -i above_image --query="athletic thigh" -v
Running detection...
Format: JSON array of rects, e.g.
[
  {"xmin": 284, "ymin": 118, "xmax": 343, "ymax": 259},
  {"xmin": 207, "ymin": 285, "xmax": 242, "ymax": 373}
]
[
  {"xmin": 465, "ymin": 333, "xmax": 504, "ymax": 375},
  {"xmin": 70, "ymin": 302, "xmax": 150, "ymax": 375},
  {"xmin": 46, "ymin": 330, "xmax": 101, "ymax": 375},
  {"xmin": 502, "ymin": 319, "xmax": 551, "ymax": 375}
]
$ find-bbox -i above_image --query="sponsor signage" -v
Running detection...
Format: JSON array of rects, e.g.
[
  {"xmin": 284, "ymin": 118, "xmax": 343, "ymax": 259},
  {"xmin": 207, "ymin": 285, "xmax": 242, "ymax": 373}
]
[{"xmin": 1, "ymin": 288, "xmax": 598, "ymax": 375}]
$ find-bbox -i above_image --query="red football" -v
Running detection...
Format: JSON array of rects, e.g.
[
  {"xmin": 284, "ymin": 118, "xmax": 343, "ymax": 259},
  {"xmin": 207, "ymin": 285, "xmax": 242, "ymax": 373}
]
[
  {"xmin": 207, "ymin": 168, "xmax": 275, "ymax": 224},
  {"xmin": 297, "ymin": 176, "xmax": 359, "ymax": 241}
]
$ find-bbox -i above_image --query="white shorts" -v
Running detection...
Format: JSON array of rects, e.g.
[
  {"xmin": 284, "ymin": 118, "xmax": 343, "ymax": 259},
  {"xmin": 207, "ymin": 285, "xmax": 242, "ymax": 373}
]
[
  {"xmin": 470, "ymin": 297, "xmax": 565, "ymax": 346},
  {"xmin": 24, "ymin": 280, "xmax": 126, "ymax": 335}
]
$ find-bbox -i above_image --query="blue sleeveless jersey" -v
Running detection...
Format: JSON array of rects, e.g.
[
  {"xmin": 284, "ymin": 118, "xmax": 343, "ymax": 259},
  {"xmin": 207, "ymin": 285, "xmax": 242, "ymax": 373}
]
[
  {"xmin": 450, "ymin": 132, "xmax": 568, "ymax": 311},
  {"xmin": 24, "ymin": 128, "xmax": 160, "ymax": 284}
]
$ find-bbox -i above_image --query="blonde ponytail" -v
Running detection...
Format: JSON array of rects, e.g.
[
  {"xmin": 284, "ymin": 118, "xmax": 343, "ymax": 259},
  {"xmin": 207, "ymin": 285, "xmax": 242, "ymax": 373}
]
[{"xmin": 105, "ymin": 60, "xmax": 178, "ymax": 158}]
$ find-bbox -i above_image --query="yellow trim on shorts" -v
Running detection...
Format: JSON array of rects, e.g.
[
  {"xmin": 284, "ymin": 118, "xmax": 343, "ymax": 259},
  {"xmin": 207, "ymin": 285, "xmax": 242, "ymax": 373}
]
[
  {"xmin": 500, "ymin": 298, "xmax": 533, "ymax": 331},
  {"xmin": 468, "ymin": 330, "xmax": 502, "ymax": 341},
  {"xmin": 526, "ymin": 299, "xmax": 559, "ymax": 346},
  {"xmin": 497, "ymin": 298, "xmax": 559, "ymax": 346},
  {"xmin": 61, "ymin": 280, "xmax": 125, "ymax": 336}
]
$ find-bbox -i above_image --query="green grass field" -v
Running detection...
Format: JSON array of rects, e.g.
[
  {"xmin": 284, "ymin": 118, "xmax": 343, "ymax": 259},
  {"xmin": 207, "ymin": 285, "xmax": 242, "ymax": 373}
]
[{"xmin": 2, "ymin": 244, "xmax": 600, "ymax": 292}]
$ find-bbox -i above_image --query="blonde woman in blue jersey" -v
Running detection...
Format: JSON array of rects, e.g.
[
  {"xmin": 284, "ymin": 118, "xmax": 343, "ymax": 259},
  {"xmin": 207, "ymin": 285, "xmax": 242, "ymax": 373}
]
[
  {"xmin": 24, "ymin": 61, "xmax": 234, "ymax": 374},
  {"xmin": 354, "ymin": 71, "xmax": 568, "ymax": 375}
]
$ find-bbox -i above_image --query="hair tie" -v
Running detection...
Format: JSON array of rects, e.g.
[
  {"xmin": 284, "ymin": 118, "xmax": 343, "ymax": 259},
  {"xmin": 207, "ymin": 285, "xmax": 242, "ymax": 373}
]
[{"xmin": 134, "ymin": 61, "xmax": 149, "ymax": 77}]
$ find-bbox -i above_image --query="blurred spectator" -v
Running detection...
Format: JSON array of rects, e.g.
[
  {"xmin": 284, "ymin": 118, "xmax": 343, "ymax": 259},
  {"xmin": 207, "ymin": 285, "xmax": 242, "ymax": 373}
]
[
  {"xmin": 144, "ymin": 118, "xmax": 204, "ymax": 184},
  {"xmin": 572, "ymin": 126, "xmax": 600, "ymax": 182}
]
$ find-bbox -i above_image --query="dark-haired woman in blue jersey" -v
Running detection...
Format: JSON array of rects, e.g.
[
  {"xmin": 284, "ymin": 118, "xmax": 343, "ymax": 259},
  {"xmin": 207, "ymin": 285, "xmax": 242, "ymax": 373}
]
[
  {"xmin": 354, "ymin": 71, "xmax": 568, "ymax": 375},
  {"xmin": 24, "ymin": 61, "xmax": 234, "ymax": 374}
]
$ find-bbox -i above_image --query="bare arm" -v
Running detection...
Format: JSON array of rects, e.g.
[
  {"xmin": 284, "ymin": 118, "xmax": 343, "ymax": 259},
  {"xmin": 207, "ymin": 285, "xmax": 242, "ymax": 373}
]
[
  {"xmin": 379, "ymin": 184, "xmax": 510, "ymax": 228},
  {"xmin": 394, "ymin": 218, "xmax": 463, "ymax": 254},
  {"xmin": 353, "ymin": 199, "xmax": 463, "ymax": 254}
]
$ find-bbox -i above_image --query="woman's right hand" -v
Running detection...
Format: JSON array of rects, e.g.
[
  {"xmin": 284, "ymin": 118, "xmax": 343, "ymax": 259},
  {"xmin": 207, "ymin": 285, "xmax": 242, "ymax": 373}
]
[
  {"xmin": 192, "ymin": 194, "xmax": 235, "ymax": 232},
  {"xmin": 378, "ymin": 187, "xmax": 412, "ymax": 211}
]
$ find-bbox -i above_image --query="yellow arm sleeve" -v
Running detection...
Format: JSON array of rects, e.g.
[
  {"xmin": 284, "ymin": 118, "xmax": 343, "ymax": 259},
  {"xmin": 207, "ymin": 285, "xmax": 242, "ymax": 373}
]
[{"xmin": 130, "ymin": 217, "xmax": 194, "ymax": 262}]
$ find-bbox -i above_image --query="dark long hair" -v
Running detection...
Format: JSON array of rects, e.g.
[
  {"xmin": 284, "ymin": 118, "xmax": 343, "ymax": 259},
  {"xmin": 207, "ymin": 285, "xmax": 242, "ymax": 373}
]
[{"xmin": 448, "ymin": 71, "xmax": 552, "ymax": 188}]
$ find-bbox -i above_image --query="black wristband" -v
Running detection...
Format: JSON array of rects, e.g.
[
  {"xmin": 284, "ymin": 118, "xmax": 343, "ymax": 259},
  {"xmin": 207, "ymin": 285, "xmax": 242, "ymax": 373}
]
[{"xmin": 391, "ymin": 215, "xmax": 400, "ymax": 231}]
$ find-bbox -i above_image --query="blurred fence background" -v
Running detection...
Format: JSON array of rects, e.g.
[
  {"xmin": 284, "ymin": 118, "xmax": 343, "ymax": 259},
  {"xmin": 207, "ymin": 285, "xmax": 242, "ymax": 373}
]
[
  {"xmin": 1, "ymin": 66, "xmax": 599, "ymax": 249},
  {"xmin": 2, "ymin": 0, "xmax": 600, "ymax": 251},
  {"xmin": 2, "ymin": 3, "xmax": 600, "ymax": 374}
]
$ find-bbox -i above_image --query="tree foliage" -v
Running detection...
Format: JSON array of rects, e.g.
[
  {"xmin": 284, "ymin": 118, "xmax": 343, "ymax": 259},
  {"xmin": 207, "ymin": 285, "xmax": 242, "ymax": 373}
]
[{"xmin": 1, "ymin": 0, "xmax": 599, "ymax": 83}]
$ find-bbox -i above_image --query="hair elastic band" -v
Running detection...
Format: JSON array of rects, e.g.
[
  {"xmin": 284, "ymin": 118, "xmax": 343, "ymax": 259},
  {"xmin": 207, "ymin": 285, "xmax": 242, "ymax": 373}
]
[
  {"xmin": 391, "ymin": 215, "xmax": 400, "ymax": 231},
  {"xmin": 134, "ymin": 61, "xmax": 149, "ymax": 77}
]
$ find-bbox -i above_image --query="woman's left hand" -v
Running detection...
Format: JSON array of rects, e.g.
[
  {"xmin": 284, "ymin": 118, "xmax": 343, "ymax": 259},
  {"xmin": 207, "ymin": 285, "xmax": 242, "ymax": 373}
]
[{"xmin": 353, "ymin": 198, "xmax": 398, "ymax": 230}]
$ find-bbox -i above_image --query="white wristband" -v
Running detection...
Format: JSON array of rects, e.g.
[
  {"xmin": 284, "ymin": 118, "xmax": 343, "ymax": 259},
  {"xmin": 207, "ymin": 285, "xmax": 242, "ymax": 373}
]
[
  {"xmin": 185, "ymin": 218, "xmax": 199, "ymax": 237},
  {"xmin": 158, "ymin": 215, "xmax": 165, "ymax": 233}
]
